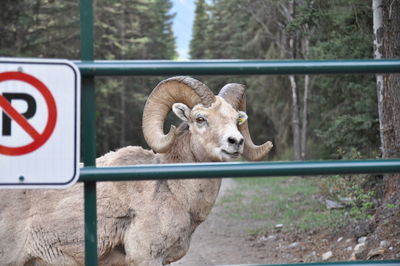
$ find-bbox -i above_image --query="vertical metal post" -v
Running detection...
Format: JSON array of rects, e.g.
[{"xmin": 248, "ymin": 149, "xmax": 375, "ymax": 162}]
[{"xmin": 79, "ymin": 0, "xmax": 98, "ymax": 265}]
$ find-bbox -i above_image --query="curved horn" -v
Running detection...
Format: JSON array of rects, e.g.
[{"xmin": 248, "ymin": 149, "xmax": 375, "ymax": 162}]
[
  {"xmin": 143, "ymin": 76, "xmax": 215, "ymax": 153},
  {"xmin": 218, "ymin": 83, "xmax": 273, "ymax": 161}
]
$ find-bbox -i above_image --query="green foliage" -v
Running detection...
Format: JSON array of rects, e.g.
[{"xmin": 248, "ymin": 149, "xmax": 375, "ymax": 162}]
[
  {"xmin": 1, "ymin": 0, "xmax": 177, "ymax": 155},
  {"xmin": 321, "ymin": 174, "xmax": 378, "ymax": 220},
  {"xmin": 310, "ymin": 0, "xmax": 373, "ymax": 59},
  {"xmin": 286, "ymin": 0, "xmax": 317, "ymax": 33},
  {"xmin": 306, "ymin": 0, "xmax": 378, "ymax": 159},
  {"xmin": 311, "ymin": 74, "xmax": 378, "ymax": 159},
  {"xmin": 315, "ymin": 113, "xmax": 379, "ymax": 159},
  {"xmin": 92, "ymin": 0, "xmax": 177, "ymax": 154},
  {"xmin": 94, "ymin": 0, "xmax": 176, "ymax": 60},
  {"xmin": 189, "ymin": 0, "xmax": 378, "ymax": 159},
  {"xmin": 189, "ymin": 0, "xmax": 209, "ymax": 59},
  {"xmin": 2, "ymin": 0, "xmax": 379, "ymax": 160},
  {"xmin": 219, "ymin": 177, "xmax": 348, "ymax": 233},
  {"xmin": 319, "ymin": 149, "xmax": 383, "ymax": 220},
  {"xmin": 0, "ymin": 0, "xmax": 80, "ymax": 58},
  {"xmin": 320, "ymin": 174, "xmax": 380, "ymax": 220}
]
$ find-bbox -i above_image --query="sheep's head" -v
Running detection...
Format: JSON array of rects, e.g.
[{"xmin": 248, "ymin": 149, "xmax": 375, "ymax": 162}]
[
  {"xmin": 142, "ymin": 76, "xmax": 273, "ymax": 162},
  {"xmin": 172, "ymin": 96, "xmax": 248, "ymax": 161}
]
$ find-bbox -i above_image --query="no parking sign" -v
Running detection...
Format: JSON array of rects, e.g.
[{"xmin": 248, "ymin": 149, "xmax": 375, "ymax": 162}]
[{"xmin": 0, "ymin": 58, "xmax": 80, "ymax": 188}]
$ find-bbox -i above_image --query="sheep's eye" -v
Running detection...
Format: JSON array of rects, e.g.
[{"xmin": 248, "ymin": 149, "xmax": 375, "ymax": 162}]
[{"xmin": 196, "ymin": 117, "xmax": 206, "ymax": 124}]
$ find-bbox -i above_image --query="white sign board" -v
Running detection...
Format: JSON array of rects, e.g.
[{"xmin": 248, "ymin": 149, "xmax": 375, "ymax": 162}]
[{"xmin": 0, "ymin": 58, "xmax": 80, "ymax": 188}]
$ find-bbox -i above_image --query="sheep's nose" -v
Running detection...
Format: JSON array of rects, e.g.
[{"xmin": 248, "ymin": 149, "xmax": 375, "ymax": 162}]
[{"xmin": 227, "ymin": 136, "xmax": 244, "ymax": 147}]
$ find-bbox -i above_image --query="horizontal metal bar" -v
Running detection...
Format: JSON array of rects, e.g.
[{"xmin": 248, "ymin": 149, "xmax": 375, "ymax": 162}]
[
  {"xmin": 230, "ymin": 260, "xmax": 400, "ymax": 266},
  {"xmin": 79, "ymin": 159, "xmax": 400, "ymax": 182},
  {"xmin": 75, "ymin": 59, "xmax": 400, "ymax": 76}
]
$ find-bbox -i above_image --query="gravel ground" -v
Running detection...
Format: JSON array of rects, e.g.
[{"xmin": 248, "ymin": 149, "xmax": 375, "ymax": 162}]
[
  {"xmin": 171, "ymin": 178, "xmax": 400, "ymax": 265},
  {"xmin": 172, "ymin": 178, "xmax": 273, "ymax": 265}
]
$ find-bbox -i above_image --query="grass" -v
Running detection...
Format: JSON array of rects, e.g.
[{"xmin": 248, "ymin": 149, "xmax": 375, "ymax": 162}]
[{"xmin": 218, "ymin": 176, "xmax": 349, "ymax": 234}]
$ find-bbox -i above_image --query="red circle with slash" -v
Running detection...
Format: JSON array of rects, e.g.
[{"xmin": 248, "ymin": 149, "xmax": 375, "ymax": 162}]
[{"xmin": 0, "ymin": 72, "xmax": 57, "ymax": 156}]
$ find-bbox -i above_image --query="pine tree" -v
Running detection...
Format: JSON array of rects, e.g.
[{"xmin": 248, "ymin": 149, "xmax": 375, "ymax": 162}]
[
  {"xmin": 189, "ymin": 0, "xmax": 377, "ymax": 160},
  {"xmin": 0, "ymin": 0, "xmax": 79, "ymax": 58},
  {"xmin": 146, "ymin": 0, "xmax": 177, "ymax": 59},
  {"xmin": 189, "ymin": 0, "xmax": 209, "ymax": 59},
  {"xmin": 94, "ymin": 0, "xmax": 177, "ymax": 153}
]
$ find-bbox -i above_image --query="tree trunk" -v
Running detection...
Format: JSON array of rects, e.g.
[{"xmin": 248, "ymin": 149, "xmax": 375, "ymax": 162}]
[
  {"xmin": 371, "ymin": 3, "xmax": 400, "ymax": 253},
  {"xmin": 301, "ymin": 74, "xmax": 310, "ymax": 160},
  {"xmin": 287, "ymin": 0, "xmax": 302, "ymax": 161},
  {"xmin": 120, "ymin": 2, "xmax": 126, "ymax": 147},
  {"xmin": 120, "ymin": 86, "xmax": 126, "ymax": 147},
  {"xmin": 373, "ymin": 0, "xmax": 385, "ymax": 154},
  {"xmin": 381, "ymin": 0, "xmax": 400, "ymax": 202},
  {"xmin": 290, "ymin": 75, "xmax": 301, "ymax": 161},
  {"xmin": 300, "ymin": 27, "xmax": 311, "ymax": 161}
]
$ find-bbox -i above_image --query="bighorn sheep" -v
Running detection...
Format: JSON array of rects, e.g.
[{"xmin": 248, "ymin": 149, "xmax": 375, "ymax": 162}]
[{"xmin": 0, "ymin": 76, "xmax": 273, "ymax": 265}]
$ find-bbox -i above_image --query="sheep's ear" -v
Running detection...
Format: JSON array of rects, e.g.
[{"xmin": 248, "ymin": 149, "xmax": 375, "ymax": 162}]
[
  {"xmin": 172, "ymin": 103, "xmax": 191, "ymax": 122},
  {"xmin": 238, "ymin": 111, "xmax": 248, "ymax": 125}
]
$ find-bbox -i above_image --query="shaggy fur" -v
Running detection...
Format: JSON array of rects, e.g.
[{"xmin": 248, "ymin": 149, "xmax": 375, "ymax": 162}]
[
  {"xmin": 0, "ymin": 130, "xmax": 220, "ymax": 265},
  {"xmin": 0, "ymin": 81, "xmax": 272, "ymax": 266}
]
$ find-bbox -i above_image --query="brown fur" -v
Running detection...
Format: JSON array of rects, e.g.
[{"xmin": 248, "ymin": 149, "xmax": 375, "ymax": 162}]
[
  {"xmin": 0, "ymin": 126, "xmax": 221, "ymax": 266},
  {"xmin": 0, "ymin": 96, "xmax": 268, "ymax": 266}
]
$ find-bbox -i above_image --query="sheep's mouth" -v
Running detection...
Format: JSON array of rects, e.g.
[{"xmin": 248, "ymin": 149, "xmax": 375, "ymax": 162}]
[{"xmin": 222, "ymin": 150, "xmax": 240, "ymax": 158}]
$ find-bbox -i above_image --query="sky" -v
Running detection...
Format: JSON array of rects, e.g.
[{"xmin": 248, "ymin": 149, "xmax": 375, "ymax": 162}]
[{"xmin": 171, "ymin": 0, "xmax": 196, "ymax": 60}]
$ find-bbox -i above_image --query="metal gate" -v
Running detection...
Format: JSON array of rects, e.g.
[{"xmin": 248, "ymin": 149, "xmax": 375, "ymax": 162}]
[{"xmin": 77, "ymin": 0, "xmax": 400, "ymax": 265}]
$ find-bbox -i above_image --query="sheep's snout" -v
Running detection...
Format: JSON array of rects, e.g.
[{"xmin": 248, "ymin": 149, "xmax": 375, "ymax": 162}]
[
  {"xmin": 220, "ymin": 130, "xmax": 245, "ymax": 160},
  {"xmin": 227, "ymin": 136, "xmax": 244, "ymax": 148}
]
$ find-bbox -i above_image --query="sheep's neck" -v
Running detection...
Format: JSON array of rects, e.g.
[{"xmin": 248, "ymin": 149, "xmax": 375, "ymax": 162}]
[
  {"xmin": 160, "ymin": 128, "xmax": 222, "ymax": 226},
  {"xmin": 160, "ymin": 131, "xmax": 197, "ymax": 163}
]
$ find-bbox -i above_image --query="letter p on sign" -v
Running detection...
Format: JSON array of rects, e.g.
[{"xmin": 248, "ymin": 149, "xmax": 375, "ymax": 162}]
[{"xmin": 0, "ymin": 58, "xmax": 80, "ymax": 188}]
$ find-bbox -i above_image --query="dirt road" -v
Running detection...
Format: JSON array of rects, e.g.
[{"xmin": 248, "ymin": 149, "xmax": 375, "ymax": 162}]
[
  {"xmin": 172, "ymin": 179, "xmax": 267, "ymax": 265},
  {"xmin": 172, "ymin": 178, "xmax": 400, "ymax": 265}
]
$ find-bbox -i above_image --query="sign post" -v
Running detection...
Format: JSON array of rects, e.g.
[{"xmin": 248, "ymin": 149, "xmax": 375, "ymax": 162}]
[{"xmin": 0, "ymin": 58, "xmax": 80, "ymax": 188}]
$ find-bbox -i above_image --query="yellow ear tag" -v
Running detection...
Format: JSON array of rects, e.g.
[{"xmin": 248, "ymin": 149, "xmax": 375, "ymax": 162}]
[{"xmin": 238, "ymin": 117, "xmax": 245, "ymax": 124}]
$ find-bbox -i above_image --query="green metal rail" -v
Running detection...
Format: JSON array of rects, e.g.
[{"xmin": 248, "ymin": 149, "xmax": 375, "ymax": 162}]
[
  {"xmin": 75, "ymin": 59, "xmax": 400, "ymax": 76},
  {"xmin": 79, "ymin": 0, "xmax": 97, "ymax": 265},
  {"xmin": 78, "ymin": 0, "xmax": 400, "ymax": 265},
  {"xmin": 238, "ymin": 262, "xmax": 400, "ymax": 266},
  {"xmin": 79, "ymin": 160, "xmax": 400, "ymax": 182}
]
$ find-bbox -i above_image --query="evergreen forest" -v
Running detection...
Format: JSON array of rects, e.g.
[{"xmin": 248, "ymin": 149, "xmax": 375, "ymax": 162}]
[
  {"xmin": 1, "ymin": 0, "xmax": 379, "ymax": 161},
  {"xmin": 190, "ymin": 0, "xmax": 378, "ymax": 162},
  {"xmin": 2, "ymin": 1, "xmax": 400, "ymax": 260}
]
